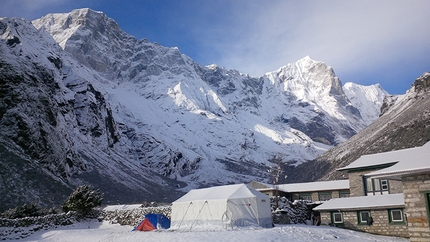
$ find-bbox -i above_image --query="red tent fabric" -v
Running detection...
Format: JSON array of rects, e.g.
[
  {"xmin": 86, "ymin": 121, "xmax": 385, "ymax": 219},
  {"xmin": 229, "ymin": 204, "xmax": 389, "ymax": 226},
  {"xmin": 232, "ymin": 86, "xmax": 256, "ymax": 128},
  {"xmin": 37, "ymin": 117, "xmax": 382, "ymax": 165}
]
[{"xmin": 135, "ymin": 218, "xmax": 156, "ymax": 231}]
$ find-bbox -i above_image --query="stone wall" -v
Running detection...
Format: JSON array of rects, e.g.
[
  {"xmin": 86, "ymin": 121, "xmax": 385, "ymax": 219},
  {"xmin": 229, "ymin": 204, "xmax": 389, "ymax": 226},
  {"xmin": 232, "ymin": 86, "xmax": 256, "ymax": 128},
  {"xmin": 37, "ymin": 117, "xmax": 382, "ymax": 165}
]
[
  {"xmin": 319, "ymin": 209, "xmax": 408, "ymax": 238},
  {"xmin": 348, "ymin": 171, "xmax": 368, "ymax": 197},
  {"xmin": 348, "ymin": 170, "xmax": 403, "ymax": 197},
  {"xmin": 100, "ymin": 206, "xmax": 171, "ymax": 226},
  {"xmin": 389, "ymin": 180, "xmax": 404, "ymax": 194},
  {"xmin": 0, "ymin": 212, "xmax": 78, "ymax": 240},
  {"xmin": 402, "ymin": 174, "xmax": 430, "ymax": 242},
  {"xmin": 320, "ymin": 212, "xmax": 330, "ymax": 224}
]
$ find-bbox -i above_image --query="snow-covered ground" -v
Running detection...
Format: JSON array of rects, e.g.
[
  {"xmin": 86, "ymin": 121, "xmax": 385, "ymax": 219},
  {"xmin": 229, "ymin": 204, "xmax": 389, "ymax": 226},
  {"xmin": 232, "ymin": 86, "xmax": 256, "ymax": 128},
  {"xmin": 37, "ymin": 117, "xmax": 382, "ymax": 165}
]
[{"xmin": 16, "ymin": 221, "xmax": 408, "ymax": 242}]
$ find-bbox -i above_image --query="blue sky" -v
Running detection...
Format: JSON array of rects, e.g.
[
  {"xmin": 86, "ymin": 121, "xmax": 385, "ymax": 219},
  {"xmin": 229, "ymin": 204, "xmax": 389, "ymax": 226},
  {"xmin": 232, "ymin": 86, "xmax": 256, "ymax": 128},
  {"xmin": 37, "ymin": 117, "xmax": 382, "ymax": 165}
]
[{"xmin": 1, "ymin": 0, "xmax": 430, "ymax": 94}]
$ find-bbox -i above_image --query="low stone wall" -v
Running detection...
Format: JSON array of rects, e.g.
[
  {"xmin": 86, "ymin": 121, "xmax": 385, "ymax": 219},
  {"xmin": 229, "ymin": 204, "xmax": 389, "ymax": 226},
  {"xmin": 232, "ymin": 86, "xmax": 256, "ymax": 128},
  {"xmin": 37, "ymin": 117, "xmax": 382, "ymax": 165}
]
[
  {"xmin": 0, "ymin": 206, "xmax": 171, "ymax": 240},
  {"xmin": 0, "ymin": 212, "xmax": 78, "ymax": 240},
  {"xmin": 100, "ymin": 205, "xmax": 171, "ymax": 226}
]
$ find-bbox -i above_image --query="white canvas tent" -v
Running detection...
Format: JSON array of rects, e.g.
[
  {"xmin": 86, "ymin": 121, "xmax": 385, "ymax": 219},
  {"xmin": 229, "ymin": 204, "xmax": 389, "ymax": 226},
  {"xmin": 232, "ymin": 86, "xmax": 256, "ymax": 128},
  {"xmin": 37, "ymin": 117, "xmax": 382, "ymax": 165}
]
[{"xmin": 171, "ymin": 184, "xmax": 273, "ymax": 230}]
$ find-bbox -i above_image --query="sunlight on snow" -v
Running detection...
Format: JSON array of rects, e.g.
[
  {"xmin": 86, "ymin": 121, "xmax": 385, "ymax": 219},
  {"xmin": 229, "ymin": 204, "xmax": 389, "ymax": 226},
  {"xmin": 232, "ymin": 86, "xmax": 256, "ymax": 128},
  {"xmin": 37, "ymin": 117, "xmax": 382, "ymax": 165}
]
[{"xmin": 254, "ymin": 124, "xmax": 293, "ymax": 144}]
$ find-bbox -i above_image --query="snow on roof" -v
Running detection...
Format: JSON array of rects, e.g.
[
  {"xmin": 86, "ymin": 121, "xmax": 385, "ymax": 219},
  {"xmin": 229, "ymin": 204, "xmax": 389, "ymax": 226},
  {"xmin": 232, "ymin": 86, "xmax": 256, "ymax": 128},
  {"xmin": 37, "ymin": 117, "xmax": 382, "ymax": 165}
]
[
  {"xmin": 278, "ymin": 180, "xmax": 349, "ymax": 192},
  {"xmin": 338, "ymin": 142, "xmax": 430, "ymax": 171},
  {"xmin": 173, "ymin": 184, "xmax": 267, "ymax": 203},
  {"xmin": 103, "ymin": 204, "xmax": 143, "ymax": 211},
  {"xmin": 366, "ymin": 142, "xmax": 430, "ymax": 179},
  {"xmin": 313, "ymin": 193, "xmax": 404, "ymax": 211},
  {"xmin": 258, "ymin": 180, "xmax": 349, "ymax": 193}
]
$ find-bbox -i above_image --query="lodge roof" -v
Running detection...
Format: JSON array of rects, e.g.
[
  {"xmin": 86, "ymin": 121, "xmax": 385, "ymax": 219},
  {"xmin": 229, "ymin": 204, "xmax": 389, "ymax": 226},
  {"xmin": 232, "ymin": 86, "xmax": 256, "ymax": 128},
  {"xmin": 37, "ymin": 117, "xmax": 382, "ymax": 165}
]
[
  {"xmin": 337, "ymin": 141, "xmax": 430, "ymax": 172},
  {"xmin": 366, "ymin": 142, "xmax": 430, "ymax": 180},
  {"xmin": 313, "ymin": 193, "xmax": 404, "ymax": 211}
]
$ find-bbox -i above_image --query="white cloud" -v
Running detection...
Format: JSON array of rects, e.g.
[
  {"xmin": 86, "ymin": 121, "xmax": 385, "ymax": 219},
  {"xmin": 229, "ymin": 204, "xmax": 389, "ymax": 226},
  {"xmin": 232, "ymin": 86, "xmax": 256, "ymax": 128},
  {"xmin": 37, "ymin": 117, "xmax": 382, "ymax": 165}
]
[
  {"xmin": 188, "ymin": 0, "xmax": 430, "ymax": 88},
  {"xmin": 0, "ymin": 0, "xmax": 99, "ymax": 20}
]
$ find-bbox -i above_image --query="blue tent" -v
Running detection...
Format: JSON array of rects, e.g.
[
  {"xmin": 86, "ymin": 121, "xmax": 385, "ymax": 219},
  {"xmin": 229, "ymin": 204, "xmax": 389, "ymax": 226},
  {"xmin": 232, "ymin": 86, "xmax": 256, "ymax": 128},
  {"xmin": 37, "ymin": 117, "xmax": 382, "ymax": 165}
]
[{"xmin": 133, "ymin": 214, "xmax": 171, "ymax": 231}]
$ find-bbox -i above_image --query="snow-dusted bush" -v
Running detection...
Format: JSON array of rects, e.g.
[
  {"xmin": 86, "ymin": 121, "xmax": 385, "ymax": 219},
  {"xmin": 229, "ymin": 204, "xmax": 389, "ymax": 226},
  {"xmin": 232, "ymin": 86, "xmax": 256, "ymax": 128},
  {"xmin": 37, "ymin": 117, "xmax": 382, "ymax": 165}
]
[
  {"xmin": 271, "ymin": 197, "xmax": 311, "ymax": 224},
  {"xmin": 1, "ymin": 204, "xmax": 41, "ymax": 219}
]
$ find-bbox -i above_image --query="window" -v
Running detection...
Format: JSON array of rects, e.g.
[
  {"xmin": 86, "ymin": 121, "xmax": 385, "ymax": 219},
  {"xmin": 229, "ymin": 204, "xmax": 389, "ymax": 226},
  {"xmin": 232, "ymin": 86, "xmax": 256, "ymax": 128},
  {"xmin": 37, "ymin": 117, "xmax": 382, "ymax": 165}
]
[
  {"xmin": 389, "ymin": 209, "xmax": 404, "ymax": 223},
  {"xmin": 298, "ymin": 193, "xmax": 312, "ymax": 201},
  {"xmin": 364, "ymin": 177, "xmax": 390, "ymax": 195},
  {"xmin": 358, "ymin": 211, "xmax": 372, "ymax": 225},
  {"xmin": 381, "ymin": 180, "xmax": 389, "ymax": 190},
  {"xmin": 366, "ymin": 178, "xmax": 373, "ymax": 192},
  {"xmin": 332, "ymin": 212, "xmax": 343, "ymax": 223},
  {"xmin": 339, "ymin": 190, "xmax": 350, "ymax": 198},
  {"xmin": 318, "ymin": 192, "xmax": 332, "ymax": 201}
]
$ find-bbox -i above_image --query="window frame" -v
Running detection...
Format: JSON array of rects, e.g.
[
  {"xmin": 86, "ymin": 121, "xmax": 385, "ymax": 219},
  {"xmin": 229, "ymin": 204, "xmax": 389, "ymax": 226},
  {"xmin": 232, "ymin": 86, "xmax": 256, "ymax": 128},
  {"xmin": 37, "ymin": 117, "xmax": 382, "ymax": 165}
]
[
  {"xmin": 381, "ymin": 180, "xmax": 389, "ymax": 191},
  {"xmin": 332, "ymin": 212, "xmax": 343, "ymax": 223},
  {"xmin": 357, "ymin": 210, "xmax": 371, "ymax": 225},
  {"xmin": 364, "ymin": 177, "xmax": 390, "ymax": 195},
  {"xmin": 298, "ymin": 193, "xmax": 312, "ymax": 201},
  {"xmin": 388, "ymin": 209, "xmax": 405, "ymax": 223},
  {"xmin": 338, "ymin": 190, "xmax": 350, "ymax": 198},
  {"xmin": 318, "ymin": 192, "xmax": 332, "ymax": 201}
]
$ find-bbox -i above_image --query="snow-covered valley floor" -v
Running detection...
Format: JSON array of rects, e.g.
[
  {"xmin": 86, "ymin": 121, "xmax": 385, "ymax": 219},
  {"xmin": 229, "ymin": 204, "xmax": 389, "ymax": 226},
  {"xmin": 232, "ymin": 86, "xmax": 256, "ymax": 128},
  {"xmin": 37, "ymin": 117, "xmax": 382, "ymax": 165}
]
[{"xmin": 14, "ymin": 221, "xmax": 408, "ymax": 242}]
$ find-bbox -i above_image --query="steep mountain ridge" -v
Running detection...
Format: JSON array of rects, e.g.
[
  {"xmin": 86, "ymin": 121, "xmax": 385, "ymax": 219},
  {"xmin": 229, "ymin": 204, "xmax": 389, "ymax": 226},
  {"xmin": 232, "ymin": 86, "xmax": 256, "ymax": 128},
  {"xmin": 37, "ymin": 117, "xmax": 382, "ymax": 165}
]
[
  {"xmin": 33, "ymin": 8, "xmax": 195, "ymax": 82},
  {"xmin": 0, "ymin": 8, "xmax": 388, "ymax": 210},
  {"xmin": 264, "ymin": 56, "xmax": 380, "ymax": 145},
  {"xmin": 343, "ymin": 82, "xmax": 388, "ymax": 125}
]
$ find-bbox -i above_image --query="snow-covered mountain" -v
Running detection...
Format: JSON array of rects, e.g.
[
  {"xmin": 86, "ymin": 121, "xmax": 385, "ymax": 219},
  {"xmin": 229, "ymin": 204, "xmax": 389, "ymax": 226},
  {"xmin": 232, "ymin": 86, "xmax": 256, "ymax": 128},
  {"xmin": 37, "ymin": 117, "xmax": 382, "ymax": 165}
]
[
  {"xmin": 0, "ymin": 8, "xmax": 388, "ymax": 210},
  {"xmin": 343, "ymin": 82, "xmax": 388, "ymax": 125},
  {"xmin": 286, "ymin": 72, "xmax": 430, "ymax": 182}
]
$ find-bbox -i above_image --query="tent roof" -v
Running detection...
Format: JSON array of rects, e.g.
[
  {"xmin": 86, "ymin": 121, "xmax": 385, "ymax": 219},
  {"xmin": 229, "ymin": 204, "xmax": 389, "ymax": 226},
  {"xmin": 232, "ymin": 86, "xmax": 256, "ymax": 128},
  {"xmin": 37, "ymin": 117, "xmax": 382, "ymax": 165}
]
[
  {"xmin": 338, "ymin": 141, "xmax": 430, "ymax": 172},
  {"xmin": 173, "ymin": 184, "xmax": 267, "ymax": 203},
  {"xmin": 313, "ymin": 193, "xmax": 404, "ymax": 211}
]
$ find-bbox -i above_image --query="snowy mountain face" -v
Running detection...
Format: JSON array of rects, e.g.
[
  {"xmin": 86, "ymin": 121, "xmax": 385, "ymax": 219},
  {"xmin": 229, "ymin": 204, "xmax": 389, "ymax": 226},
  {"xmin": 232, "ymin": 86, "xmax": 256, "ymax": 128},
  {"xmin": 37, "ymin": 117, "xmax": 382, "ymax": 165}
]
[
  {"xmin": 0, "ymin": 8, "xmax": 388, "ymax": 210},
  {"xmin": 343, "ymin": 82, "xmax": 388, "ymax": 125}
]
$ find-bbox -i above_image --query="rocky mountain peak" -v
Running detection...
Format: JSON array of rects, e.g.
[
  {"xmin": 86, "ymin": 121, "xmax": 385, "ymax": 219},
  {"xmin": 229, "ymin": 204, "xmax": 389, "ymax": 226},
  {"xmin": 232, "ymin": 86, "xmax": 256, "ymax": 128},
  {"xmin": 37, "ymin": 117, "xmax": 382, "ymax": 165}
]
[
  {"xmin": 32, "ymin": 8, "xmax": 116, "ymax": 48},
  {"xmin": 33, "ymin": 8, "xmax": 194, "ymax": 82},
  {"xmin": 268, "ymin": 56, "xmax": 345, "ymax": 99},
  {"xmin": 411, "ymin": 72, "xmax": 430, "ymax": 94}
]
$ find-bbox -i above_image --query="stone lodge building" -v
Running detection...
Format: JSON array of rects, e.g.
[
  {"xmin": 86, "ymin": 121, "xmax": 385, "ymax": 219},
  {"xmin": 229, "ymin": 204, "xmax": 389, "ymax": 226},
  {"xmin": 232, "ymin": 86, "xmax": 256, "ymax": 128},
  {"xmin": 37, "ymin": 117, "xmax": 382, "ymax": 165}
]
[{"xmin": 314, "ymin": 141, "xmax": 430, "ymax": 241}]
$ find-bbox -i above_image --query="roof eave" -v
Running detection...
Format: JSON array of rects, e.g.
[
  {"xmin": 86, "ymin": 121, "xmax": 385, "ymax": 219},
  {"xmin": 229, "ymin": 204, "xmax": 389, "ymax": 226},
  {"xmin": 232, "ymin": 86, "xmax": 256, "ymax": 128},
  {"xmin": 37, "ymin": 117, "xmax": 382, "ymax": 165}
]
[
  {"xmin": 367, "ymin": 168, "xmax": 430, "ymax": 180},
  {"xmin": 314, "ymin": 204, "xmax": 405, "ymax": 211},
  {"xmin": 337, "ymin": 162, "xmax": 398, "ymax": 173}
]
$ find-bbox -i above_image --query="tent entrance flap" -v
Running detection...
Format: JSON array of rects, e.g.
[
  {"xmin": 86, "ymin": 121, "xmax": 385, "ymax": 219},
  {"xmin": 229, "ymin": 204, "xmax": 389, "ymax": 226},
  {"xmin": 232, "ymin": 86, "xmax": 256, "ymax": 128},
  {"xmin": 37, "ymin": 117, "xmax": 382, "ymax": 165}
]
[
  {"xmin": 133, "ymin": 218, "xmax": 156, "ymax": 231},
  {"xmin": 133, "ymin": 213, "xmax": 171, "ymax": 231}
]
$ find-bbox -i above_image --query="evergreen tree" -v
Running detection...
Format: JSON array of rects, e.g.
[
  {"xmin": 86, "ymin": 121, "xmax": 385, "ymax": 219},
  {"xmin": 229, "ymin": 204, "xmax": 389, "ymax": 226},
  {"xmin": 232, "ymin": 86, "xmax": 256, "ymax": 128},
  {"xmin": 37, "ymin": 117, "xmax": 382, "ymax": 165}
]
[{"xmin": 62, "ymin": 185, "xmax": 103, "ymax": 216}]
